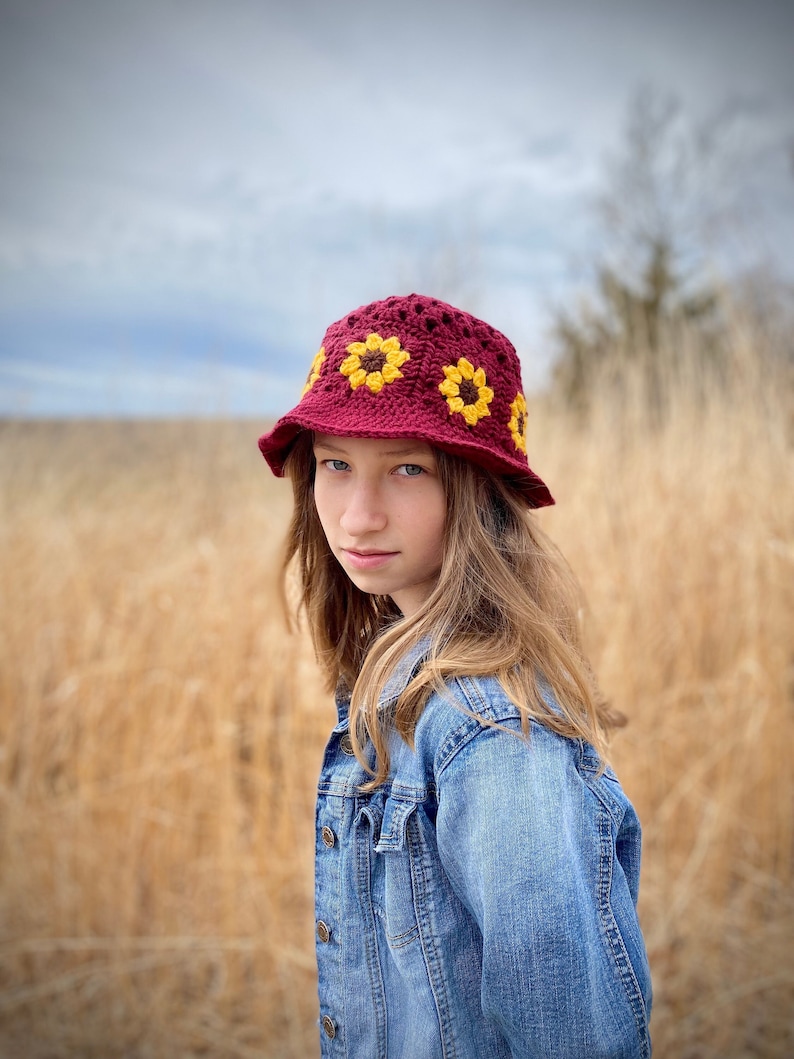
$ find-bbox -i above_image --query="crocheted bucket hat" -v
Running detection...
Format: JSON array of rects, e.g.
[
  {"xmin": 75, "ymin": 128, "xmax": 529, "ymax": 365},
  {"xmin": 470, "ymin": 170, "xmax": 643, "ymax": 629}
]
[{"xmin": 258, "ymin": 293, "xmax": 553, "ymax": 507}]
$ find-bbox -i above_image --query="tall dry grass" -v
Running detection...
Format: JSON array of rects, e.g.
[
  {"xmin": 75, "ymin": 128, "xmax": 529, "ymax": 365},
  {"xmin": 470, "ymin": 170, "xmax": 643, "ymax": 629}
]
[{"xmin": 0, "ymin": 324, "xmax": 792, "ymax": 1057}]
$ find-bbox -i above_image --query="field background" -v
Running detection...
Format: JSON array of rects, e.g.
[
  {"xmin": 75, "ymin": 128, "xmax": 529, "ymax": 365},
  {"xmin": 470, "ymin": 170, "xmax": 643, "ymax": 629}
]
[{"xmin": 0, "ymin": 342, "xmax": 792, "ymax": 1057}]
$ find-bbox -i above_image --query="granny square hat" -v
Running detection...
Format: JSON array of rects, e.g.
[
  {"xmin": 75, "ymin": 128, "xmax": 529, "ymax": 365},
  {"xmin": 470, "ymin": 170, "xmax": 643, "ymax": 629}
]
[{"xmin": 258, "ymin": 293, "xmax": 554, "ymax": 507}]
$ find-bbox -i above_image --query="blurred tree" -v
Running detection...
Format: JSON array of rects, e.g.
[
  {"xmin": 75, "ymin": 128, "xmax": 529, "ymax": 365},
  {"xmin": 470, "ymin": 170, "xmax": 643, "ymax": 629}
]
[
  {"xmin": 551, "ymin": 88, "xmax": 733, "ymax": 415},
  {"xmin": 552, "ymin": 235, "xmax": 722, "ymax": 415}
]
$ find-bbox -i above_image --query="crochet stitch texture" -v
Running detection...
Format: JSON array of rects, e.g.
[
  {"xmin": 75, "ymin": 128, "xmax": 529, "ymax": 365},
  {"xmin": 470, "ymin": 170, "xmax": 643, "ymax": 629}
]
[{"xmin": 258, "ymin": 293, "xmax": 553, "ymax": 507}]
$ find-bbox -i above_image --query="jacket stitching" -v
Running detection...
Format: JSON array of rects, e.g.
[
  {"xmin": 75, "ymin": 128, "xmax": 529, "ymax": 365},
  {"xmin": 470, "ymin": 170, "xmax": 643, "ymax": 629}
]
[
  {"xmin": 355, "ymin": 807, "xmax": 388, "ymax": 1058},
  {"xmin": 596, "ymin": 800, "xmax": 652, "ymax": 1057},
  {"xmin": 408, "ymin": 812, "xmax": 460, "ymax": 1059}
]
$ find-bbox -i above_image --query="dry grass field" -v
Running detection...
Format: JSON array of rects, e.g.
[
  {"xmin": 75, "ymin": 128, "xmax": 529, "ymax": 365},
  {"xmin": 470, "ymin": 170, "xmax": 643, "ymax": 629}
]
[{"xmin": 0, "ymin": 334, "xmax": 792, "ymax": 1057}]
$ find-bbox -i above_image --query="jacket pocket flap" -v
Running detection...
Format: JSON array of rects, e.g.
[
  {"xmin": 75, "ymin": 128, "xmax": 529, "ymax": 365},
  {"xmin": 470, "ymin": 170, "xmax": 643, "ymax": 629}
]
[{"xmin": 374, "ymin": 798, "xmax": 417, "ymax": 853}]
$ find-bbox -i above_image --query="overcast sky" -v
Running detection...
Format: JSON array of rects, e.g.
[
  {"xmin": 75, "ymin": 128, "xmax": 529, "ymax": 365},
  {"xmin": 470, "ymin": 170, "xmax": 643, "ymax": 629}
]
[{"xmin": 1, "ymin": 0, "xmax": 792, "ymax": 415}]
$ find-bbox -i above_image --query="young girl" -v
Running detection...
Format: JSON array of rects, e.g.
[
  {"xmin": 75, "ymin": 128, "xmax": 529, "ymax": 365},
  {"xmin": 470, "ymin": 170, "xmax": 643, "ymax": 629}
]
[{"xmin": 258, "ymin": 294, "xmax": 652, "ymax": 1059}]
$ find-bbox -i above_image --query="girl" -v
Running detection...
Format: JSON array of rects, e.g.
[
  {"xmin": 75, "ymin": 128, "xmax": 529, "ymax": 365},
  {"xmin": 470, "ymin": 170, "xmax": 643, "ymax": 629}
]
[{"xmin": 258, "ymin": 294, "xmax": 652, "ymax": 1059}]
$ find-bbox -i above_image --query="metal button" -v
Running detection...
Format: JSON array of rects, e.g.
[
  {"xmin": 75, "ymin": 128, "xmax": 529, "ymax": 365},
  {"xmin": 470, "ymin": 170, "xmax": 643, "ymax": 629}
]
[
  {"xmin": 321, "ymin": 1015, "xmax": 336, "ymax": 1039},
  {"xmin": 339, "ymin": 733, "xmax": 354, "ymax": 755},
  {"xmin": 316, "ymin": 920, "xmax": 331, "ymax": 943},
  {"xmin": 321, "ymin": 826, "xmax": 335, "ymax": 848}
]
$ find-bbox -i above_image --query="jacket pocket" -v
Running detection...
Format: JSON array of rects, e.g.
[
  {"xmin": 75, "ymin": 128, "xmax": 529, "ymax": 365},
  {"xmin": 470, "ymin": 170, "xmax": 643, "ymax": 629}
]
[{"xmin": 369, "ymin": 797, "xmax": 421, "ymax": 947}]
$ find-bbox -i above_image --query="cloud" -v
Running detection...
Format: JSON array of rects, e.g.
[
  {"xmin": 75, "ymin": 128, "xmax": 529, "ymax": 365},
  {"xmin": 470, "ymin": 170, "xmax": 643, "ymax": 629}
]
[{"xmin": 1, "ymin": 0, "xmax": 792, "ymax": 414}]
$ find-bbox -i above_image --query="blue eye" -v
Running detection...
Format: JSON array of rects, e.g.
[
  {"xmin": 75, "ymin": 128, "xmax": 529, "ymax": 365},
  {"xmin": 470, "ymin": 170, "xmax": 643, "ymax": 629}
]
[
  {"xmin": 398, "ymin": 464, "xmax": 424, "ymax": 477},
  {"xmin": 322, "ymin": 459, "xmax": 350, "ymax": 472}
]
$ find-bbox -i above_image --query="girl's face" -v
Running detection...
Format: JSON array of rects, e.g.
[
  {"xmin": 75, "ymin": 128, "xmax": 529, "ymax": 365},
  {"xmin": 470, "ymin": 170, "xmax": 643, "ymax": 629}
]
[{"xmin": 312, "ymin": 433, "xmax": 446, "ymax": 618}]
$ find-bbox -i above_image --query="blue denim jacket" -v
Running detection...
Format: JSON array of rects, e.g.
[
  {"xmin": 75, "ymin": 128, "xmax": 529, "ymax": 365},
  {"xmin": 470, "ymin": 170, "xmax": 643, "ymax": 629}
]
[{"xmin": 314, "ymin": 645, "xmax": 652, "ymax": 1058}]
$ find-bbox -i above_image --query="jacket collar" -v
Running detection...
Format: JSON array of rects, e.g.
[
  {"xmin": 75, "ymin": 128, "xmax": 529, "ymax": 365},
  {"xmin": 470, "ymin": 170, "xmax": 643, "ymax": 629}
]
[
  {"xmin": 334, "ymin": 635, "xmax": 431, "ymax": 724},
  {"xmin": 378, "ymin": 635, "xmax": 432, "ymax": 709}
]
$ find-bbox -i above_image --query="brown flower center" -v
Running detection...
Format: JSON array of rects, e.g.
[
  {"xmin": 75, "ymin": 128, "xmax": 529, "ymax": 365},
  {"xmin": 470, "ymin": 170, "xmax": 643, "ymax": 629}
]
[
  {"xmin": 458, "ymin": 379, "xmax": 480, "ymax": 405},
  {"xmin": 359, "ymin": 351, "xmax": 387, "ymax": 373},
  {"xmin": 516, "ymin": 412, "xmax": 526, "ymax": 437}
]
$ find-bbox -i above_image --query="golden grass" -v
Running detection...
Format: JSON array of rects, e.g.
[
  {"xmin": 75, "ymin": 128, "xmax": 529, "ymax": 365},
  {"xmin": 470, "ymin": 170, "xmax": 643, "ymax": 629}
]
[{"xmin": 0, "ymin": 344, "xmax": 792, "ymax": 1057}]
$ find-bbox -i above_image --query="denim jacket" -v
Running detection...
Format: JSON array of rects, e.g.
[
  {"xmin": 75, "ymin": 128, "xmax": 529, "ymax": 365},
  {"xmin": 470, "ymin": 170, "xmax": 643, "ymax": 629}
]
[{"xmin": 314, "ymin": 645, "xmax": 652, "ymax": 1058}]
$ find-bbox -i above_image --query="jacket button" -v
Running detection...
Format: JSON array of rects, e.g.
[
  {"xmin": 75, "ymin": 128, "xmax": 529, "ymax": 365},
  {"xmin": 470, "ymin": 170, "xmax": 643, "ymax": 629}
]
[
  {"xmin": 321, "ymin": 1015, "xmax": 336, "ymax": 1039},
  {"xmin": 339, "ymin": 733, "xmax": 354, "ymax": 755},
  {"xmin": 316, "ymin": 920, "xmax": 331, "ymax": 943},
  {"xmin": 321, "ymin": 826, "xmax": 336, "ymax": 848}
]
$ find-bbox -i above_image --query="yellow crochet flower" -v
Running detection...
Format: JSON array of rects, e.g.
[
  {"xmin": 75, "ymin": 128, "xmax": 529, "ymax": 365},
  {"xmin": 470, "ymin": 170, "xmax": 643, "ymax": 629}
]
[
  {"xmin": 439, "ymin": 357, "xmax": 494, "ymax": 426},
  {"xmin": 339, "ymin": 333, "xmax": 410, "ymax": 393},
  {"xmin": 508, "ymin": 392, "xmax": 527, "ymax": 453},
  {"xmin": 301, "ymin": 346, "xmax": 326, "ymax": 396}
]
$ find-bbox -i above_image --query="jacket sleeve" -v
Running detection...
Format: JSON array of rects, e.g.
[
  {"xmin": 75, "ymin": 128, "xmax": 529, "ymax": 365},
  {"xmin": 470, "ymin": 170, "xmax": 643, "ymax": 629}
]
[{"xmin": 434, "ymin": 711, "xmax": 652, "ymax": 1059}]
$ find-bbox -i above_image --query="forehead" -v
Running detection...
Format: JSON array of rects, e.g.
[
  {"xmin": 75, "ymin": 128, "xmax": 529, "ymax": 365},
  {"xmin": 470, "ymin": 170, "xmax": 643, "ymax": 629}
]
[{"xmin": 313, "ymin": 433, "xmax": 435, "ymax": 459}]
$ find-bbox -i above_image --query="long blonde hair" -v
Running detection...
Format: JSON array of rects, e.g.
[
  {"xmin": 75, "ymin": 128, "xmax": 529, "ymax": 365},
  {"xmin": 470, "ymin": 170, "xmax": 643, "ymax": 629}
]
[{"xmin": 283, "ymin": 431, "xmax": 619, "ymax": 787}]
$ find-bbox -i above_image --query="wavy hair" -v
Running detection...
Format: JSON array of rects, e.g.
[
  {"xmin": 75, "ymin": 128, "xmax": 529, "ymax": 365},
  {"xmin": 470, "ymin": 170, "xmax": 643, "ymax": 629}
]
[{"xmin": 282, "ymin": 431, "xmax": 620, "ymax": 787}]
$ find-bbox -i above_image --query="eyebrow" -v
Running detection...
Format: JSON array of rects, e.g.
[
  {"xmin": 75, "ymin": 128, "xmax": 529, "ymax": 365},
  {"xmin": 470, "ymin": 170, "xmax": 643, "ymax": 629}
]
[{"xmin": 313, "ymin": 440, "xmax": 431, "ymax": 459}]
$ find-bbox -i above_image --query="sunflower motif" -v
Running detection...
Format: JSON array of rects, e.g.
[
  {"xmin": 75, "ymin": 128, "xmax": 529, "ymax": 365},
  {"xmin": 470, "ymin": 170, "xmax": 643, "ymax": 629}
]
[
  {"xmin": 439, "ymin": 357, "xmax": 494, "ymax": 426},
  {"xmin": 301, "ymin": 346, "xmax": 326, "ymax": 396},
  {"xmin": 339, "ymin": 333, "xmax": 410, "ymax": 393},
  {"xmin": 508, "ymin": 392, "xmax": 528, "ymax": 453}
]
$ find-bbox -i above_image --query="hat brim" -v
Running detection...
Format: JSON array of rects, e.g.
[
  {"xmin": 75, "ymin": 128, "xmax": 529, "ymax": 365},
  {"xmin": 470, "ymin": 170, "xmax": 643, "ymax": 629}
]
[{"xmin": 258, "ymin": 413, "xmax": 554, "ymax": 509}]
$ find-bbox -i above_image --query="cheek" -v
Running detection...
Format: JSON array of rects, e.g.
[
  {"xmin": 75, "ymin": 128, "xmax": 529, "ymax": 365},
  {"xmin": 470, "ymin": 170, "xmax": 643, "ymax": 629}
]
[
  {"xmin": 312, "ymin": 482, "xmax": 335, "ymax": 538},
  {"xmin": 432, "ymin": 517, "xmax": 447, "ymax": 562},
  {"xmin": 422, "ymin": 494, "xmax": 447, "ymax": 561}
]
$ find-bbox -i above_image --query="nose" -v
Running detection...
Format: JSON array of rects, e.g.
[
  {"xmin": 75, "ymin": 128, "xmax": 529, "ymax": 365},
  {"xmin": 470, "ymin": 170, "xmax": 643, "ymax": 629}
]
[{"xmin": 339, "ymin": 480, "xmax": 387, "ymax": 538}]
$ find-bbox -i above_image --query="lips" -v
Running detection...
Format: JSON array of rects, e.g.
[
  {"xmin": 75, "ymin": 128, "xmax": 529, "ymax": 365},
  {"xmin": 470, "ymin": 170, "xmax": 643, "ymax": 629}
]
[{"xmin": 341, "ymin": 549, "xmax": 399, "ymax": 571}]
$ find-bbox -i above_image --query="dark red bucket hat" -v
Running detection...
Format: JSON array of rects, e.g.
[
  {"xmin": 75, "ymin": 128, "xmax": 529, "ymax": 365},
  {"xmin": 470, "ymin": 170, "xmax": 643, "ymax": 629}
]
[{"xmin": 258, "ymin": 293, "xmax": 553, "ymax": 507}]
